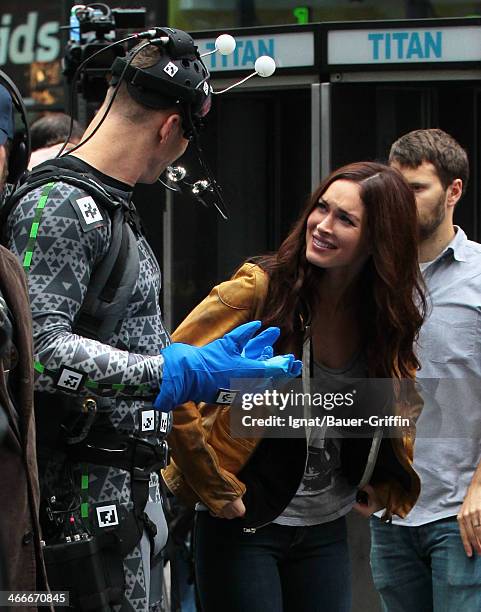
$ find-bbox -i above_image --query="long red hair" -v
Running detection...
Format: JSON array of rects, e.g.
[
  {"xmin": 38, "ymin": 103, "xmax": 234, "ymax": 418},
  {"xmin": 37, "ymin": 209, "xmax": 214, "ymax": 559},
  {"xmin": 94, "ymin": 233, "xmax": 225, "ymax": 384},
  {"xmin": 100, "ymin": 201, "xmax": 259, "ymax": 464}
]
[{"xmin": 252, "ymin": 161, "xmax": 425, "ymax": 378}]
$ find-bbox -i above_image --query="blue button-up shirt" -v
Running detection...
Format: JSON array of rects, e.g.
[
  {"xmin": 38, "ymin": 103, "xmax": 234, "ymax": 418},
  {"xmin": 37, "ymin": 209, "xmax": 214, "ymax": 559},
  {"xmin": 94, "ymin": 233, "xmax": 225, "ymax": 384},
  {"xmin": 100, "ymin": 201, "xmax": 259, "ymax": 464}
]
[{"xmin": 393, "ymin": 227, "xmax": 481, "ymax": 526}]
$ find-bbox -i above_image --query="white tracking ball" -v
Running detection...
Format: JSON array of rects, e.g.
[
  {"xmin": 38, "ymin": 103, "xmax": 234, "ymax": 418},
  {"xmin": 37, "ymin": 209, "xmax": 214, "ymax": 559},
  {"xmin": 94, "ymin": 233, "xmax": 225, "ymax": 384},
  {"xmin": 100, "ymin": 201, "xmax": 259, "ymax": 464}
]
[
  {"xmin": 255, "ymin": 55, "xmax": 276, "ymax": 77},
  {"xmin": 215, "ymin": 34, "xmax": 236, "ymax": 56}
]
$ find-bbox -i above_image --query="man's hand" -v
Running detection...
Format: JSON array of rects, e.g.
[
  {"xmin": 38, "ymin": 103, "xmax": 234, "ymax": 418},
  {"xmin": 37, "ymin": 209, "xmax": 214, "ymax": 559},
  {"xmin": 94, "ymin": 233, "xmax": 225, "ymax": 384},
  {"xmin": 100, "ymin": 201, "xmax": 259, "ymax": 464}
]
[
  {"xmin": 457, "ymin": 482, "xmax": 481, "ymax": 557},
  {"xmin": 352, "ymin": 484, "xmax": 384, "ymax": 518},
  {"xmin": 216, "ymin": 497, "xmax": 246, "ymax": 520}
]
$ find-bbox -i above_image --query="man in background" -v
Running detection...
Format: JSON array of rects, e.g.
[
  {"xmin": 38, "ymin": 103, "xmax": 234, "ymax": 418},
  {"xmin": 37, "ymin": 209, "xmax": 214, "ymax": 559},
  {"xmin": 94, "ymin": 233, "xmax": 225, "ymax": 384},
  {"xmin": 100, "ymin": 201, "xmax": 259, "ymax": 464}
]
[
  {"xmin": 28, "ymin": 112, "xmax": 83, "ymax": 169},
  {"xmin": 370, "ymin": 128, "xmax": 481, "ymax": 611}
]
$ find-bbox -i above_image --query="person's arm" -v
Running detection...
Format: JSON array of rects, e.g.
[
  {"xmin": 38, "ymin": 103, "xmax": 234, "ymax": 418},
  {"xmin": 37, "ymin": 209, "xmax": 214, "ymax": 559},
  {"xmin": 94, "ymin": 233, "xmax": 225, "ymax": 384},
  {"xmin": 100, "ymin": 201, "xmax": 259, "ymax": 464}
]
[
  {"xmin": 164, "ymin": 263, "xmax": 269, "ymax": 516},
  {"xmin": 8, "ymin": 184, "xmax": 164, "ymax": 399}
]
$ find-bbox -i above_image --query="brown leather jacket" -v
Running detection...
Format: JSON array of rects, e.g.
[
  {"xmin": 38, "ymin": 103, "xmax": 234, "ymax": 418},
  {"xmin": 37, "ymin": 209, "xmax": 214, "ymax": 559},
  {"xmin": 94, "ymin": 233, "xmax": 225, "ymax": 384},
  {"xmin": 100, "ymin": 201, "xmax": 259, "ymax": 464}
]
[{"xmin": 163, "ymin": 263, "xmax": 423, "ymax": 526}]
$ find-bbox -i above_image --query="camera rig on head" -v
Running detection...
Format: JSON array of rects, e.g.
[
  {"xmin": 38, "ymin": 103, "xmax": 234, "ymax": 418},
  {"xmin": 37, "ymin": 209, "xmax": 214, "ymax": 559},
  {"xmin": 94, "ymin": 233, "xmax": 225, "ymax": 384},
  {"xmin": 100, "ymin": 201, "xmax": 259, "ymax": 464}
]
[
  {"xmin": 109, "ymin": 27, "xmax": 212, "ymax": 139},
  {"xmin": 60, "ymin": 3, "xmax": 277, "ymax": 219}
]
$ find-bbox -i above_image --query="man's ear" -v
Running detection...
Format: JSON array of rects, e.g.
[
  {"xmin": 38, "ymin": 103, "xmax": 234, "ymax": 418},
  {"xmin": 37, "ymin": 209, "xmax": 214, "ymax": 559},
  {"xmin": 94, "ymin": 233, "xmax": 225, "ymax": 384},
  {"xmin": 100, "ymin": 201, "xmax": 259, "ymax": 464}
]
[
  {"xmin": 158, "ymin": 113, "xmax": 182, "ymax": 143},
  {"xmin": 447, "ymin": 178, "xmax": 463, "ymax": 208}
]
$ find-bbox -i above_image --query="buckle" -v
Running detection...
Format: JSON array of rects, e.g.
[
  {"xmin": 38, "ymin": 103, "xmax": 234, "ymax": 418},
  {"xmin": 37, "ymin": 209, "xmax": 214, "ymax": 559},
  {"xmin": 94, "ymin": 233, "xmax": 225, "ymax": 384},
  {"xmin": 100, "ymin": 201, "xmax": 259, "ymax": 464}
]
[{"xmin": 131, "ymin": 438, "xmax": 169, "ymax": 476}]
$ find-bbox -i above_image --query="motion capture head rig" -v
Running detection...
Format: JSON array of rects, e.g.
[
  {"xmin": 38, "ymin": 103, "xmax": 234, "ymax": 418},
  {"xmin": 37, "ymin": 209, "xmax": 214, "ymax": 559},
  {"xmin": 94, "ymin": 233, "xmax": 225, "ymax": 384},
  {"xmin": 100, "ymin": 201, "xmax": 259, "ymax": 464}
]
[
  {"xmin": 107, "ymin": 27, "xmax": 229, "ymax": 215},
  {"xmin": 61, "ymin": 5, "xmax": 277, "ymax": 219},
  {"xmin": 110, "ymin": 28, "xmax": 212, "ymax": 139}
]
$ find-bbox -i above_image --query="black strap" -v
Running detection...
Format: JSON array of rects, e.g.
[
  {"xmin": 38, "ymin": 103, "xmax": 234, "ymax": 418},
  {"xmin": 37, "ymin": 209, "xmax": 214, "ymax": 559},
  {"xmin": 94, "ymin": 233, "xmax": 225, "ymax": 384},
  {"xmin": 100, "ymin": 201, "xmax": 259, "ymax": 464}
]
[
  {"xmin": 74, "ymin": 207, "xmax": 140, "ymax": 342},
  {"xmin": 66, "ymin": 433, "xmax": 169, "ymax": 474},
  {"xmin": 99, "ymin": 220, "xmax": 130, "ymax": 303},
  {"xmin": 66, "ymin": 433, "xmax": 167, "ymax": 557},
  {"xmin": 2, "ymin": 165, "xmax": 122, "ymax": 224}
]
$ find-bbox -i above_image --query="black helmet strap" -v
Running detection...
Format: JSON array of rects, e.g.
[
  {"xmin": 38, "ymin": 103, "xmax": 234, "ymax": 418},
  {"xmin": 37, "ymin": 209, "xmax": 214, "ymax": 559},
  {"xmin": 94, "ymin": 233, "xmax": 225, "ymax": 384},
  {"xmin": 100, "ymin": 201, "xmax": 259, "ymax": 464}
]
[{"xmin": 110, "ymin": 58, "xmax": 198, "ymax": 107}]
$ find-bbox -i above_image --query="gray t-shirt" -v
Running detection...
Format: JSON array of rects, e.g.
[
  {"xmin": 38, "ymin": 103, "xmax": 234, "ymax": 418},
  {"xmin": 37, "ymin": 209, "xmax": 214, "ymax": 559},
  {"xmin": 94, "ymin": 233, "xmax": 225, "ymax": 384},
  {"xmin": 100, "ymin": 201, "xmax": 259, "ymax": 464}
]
[{"xmin": 274, "ymin": 352, "xmax": 366, "ymax": 527}]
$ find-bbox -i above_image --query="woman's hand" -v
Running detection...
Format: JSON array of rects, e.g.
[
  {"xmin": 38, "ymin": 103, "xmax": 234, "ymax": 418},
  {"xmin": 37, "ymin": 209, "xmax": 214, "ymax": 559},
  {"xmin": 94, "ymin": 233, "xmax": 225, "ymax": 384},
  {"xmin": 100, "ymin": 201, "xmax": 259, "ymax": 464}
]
[
  {"xmin": 216, "ymin": 497, "xmax": 246, "ymax": 519},
  {"xmin": 352, "ymin": 484, "xmax": 384, "ymax": 518}
]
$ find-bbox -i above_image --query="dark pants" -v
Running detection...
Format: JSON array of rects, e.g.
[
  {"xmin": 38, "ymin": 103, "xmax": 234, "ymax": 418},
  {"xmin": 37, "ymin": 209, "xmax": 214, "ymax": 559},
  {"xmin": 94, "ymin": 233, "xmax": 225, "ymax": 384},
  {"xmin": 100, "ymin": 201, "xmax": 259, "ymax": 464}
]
[{"xmin": 194, "ymin": 512, "xmax": 351, "ymax": 612}]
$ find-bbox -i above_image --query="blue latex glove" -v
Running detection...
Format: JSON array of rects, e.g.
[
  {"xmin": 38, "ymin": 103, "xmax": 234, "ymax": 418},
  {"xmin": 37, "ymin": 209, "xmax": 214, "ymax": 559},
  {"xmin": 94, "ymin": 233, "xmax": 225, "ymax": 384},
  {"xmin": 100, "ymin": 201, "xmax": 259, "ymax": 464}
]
[
  {"xmin": 154, "ymin": 321, "xmax": 302, "ymax": 412},
  {"xmin": 242, "ymin": 326, "xmax": 280, "ymax": 360},
  {"xmin": 242, "ymin": 327, "xmax": 301, "ymax": 378}
]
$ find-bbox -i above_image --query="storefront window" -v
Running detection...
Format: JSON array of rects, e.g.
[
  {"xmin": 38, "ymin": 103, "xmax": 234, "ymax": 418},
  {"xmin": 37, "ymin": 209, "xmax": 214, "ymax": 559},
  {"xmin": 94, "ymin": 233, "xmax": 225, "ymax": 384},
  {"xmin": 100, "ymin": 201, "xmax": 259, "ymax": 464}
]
[{"xmin": 168, "ymin": 1, "xmax": 481, "ymax": 31}]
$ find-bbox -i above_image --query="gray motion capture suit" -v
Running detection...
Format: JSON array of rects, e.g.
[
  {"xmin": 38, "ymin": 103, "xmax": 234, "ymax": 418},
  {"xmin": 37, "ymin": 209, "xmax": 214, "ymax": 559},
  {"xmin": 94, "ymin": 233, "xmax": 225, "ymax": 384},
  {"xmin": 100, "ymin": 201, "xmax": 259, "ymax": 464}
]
[{"xmin": 8, "ymin": 156, "xmax": 170, "ymax": 611}]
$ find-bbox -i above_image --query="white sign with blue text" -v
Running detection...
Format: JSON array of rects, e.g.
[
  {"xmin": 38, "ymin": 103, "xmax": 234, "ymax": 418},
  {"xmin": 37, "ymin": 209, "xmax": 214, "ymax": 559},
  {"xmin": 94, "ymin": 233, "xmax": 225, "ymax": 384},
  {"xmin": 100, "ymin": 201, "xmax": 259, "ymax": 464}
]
[
  {"xmin": 196, "ymin": 31, "xmax": 314, "ymax": 72},
  {"xmin": 328, "ymin": 26, "xmax": 481, "ymax": 64}
]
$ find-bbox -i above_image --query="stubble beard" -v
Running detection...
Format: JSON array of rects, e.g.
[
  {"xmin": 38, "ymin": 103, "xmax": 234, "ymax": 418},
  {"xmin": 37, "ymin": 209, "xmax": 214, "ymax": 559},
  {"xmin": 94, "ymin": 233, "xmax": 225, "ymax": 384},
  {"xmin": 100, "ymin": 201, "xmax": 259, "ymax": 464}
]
[{"xmin": 419, "ymin": 191, "xmax": 447, "ymax": 241}]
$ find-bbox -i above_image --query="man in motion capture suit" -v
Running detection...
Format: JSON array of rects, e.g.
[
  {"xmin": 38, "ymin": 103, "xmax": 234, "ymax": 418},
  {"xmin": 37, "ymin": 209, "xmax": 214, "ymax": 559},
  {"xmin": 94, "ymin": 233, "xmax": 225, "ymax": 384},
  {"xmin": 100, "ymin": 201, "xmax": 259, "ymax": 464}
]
[{"xmin": 4, "ymin": 29, "xmax": 300, "ymax": 611}]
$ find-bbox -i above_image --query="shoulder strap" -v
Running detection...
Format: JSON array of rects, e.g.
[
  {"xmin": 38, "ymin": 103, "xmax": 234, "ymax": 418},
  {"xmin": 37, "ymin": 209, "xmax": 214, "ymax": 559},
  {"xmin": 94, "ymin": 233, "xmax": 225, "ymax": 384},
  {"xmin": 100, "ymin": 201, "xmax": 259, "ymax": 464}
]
[
  {"xmin": 2, "ymin": 162, "xmax": 140, "ymax": 343},
  {"xmin": 0, "ymin": 163, "xmax": 123, "ymax": 246},
  {"xmin": 7, "ymin": 163, "xmax": 123, "ymax": 211},
  {"xmin": 75, "ymin": 208, "xmax": 140, "ymax": 343}
]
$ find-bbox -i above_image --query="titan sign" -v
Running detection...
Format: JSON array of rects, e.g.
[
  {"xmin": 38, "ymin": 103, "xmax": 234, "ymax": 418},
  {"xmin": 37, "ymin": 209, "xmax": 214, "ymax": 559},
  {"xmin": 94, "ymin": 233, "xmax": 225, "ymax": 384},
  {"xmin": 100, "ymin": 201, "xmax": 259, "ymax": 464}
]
[
  {"xmin": 328, "ymin": 26, "xmax": 481, "ymax": 65},
  {"xmin": 197, "ymin": 32, "xmax": 315, "ymax": 71}
]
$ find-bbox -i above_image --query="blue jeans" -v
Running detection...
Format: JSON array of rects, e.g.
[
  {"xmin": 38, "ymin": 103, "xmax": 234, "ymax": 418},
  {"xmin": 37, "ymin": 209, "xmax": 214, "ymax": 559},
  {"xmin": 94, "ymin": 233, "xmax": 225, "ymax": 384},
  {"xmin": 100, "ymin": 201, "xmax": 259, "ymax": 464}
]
[
  {"xmin": 194, "ymin": 512, "xmax": 351, "ymax": 612},
  {"xmin": 370, "ymin": 516, "xmax": 481, "ymax": 612}
]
